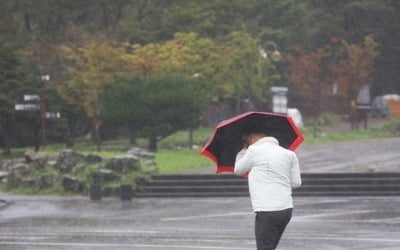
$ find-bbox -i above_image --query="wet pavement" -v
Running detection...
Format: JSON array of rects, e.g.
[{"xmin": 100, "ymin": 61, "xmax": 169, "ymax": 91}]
[
  {"xmin": 1, "ymin": 195, "xmax": 400, "ymax": 250},
  {"xmin": 184, "ymin": 137, "xmax": 400, "ymax": 174}
]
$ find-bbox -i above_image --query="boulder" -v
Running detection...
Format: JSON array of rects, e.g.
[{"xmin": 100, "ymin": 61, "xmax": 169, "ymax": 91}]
[
  {"xmin": 34, "ymin": 156, "xmax": 49, "ymax": 168},
  {"xmin": 57, "ymin": 150, "xmax": 85, "ymax": 173},
  {"xmin": 1, "ymin": 160, "xmax": 16, "ymax": 171},
  {"xmin": 38, "ymin": 173, "xmax": 55, "ymax": 188},
  {"xmin": 0, "ymin": 171, "xmax": 8, "ymax": 181},
  {"xmin": 25, "ymin": 150, "xmax": 58, "ymax": 168},
  {"xmin": 24, "ymin": 150, "xmax": 36, "ymax": 163},
  {"xmin": 10, "ymin": 163, "xmax": 31, "ymax": 179},
  {"xmin": 127, "ymin": 147, "xmax": 155, "ymax": 159},
  {"xmin": 21, "ymin": 178, "xmax": 36, "ymax": 187},
  {"xmin": 71, "ymin": 164, "xmax": 85, "ymax": 175},
  {"xmin": 85, "ymin": 154, "xmax": 103, "ymax": 164},
  {"xmin": 93, "ymin": 169, "xmax": 121, "ymax": 183},
  {"xmin": 62, "ymin": 175, "xmax": 84, "ymax": 192},
  {"xmin": 105, "ymin": 156, "xmax": 141, "ymax": 174}
]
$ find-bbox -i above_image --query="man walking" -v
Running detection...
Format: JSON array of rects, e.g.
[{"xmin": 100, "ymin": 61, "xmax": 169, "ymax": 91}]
[{"xmin": 234, "ymin": 132, "xmax": 301, "ymax": 250}]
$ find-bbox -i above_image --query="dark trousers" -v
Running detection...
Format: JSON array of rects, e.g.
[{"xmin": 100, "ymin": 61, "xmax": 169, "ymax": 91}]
[{"xmin": 255, "ymin": 208, "xmax": 293, "ymax": 250}]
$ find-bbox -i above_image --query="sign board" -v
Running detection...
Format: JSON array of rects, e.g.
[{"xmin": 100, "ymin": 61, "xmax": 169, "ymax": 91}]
[
  {"xmin": 271, "ymin": 86, "xmax": 288, "ymax": 114},
  {"xmin": 15, "ymin": 104, "xmax": 40, "ymax": 111},
  {"xmin": 46, "ymin": 112, "xmax": 61, "ymax": 119},
  {"xmin": 357, "ymin": 84, "xmax": 370, "ymax": 109},
  {"xmin": 272, "ymin": 95, "xmax": 288, "ymax": 114},
  {"xmin": 24, "ymin": 95, "xmax": 40, "ymax": 101}
]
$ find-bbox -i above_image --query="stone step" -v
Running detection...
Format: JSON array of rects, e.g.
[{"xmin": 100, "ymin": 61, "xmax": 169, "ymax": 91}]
[
  {"xmin": 140, "ymin": 184, "xmax": 400, "ymax": 193},
  {"xmin": 136, "ymin": 190, "xmax": 400, "ymax": 198},
  {"xmin": 147, "ymin": 178, "xmax": 400, "ymax": 186},
  {"xmin": 150, "ymin": 173, "xmax": 400, "ymax": 180},
  {"xmin": 135, "ymin": 173, "xmax": 400, "ymax": 198}
]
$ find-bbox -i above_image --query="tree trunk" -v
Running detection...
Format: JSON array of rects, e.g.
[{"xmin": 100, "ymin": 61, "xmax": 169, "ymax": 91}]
[
  {"xmin": 188, "ymin": 128, "xmax": 194, "ymax": 149},
  {"xmin": 128, "ymin": 124, "xmax": 137, "ymax": 145},
  {"xmin": 65, "ymin": 130, "xmax": 74, "ymax": 149},
  {"xmin": 33, "ymin": 121, "xmax": 40, "ymax": 152},
  {"xmin": 92, "ymin": 119, "xmax": 102, "ymax": 151},
  {"xmin": 2, "ymin": 118, "xmax": 12, "ymax": 155},
  {"xmin": 148, "ymin": 135, "xmax": 157, "ymax": 152},
  {"xmin": 2, "ymin": 133, "xmax": 11, "ymax": 155}
]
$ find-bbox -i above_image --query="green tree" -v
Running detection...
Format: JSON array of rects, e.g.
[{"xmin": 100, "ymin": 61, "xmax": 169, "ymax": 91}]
[
  {"xmin": 0, "ymin": 45, "xmax": 38, "ymax": 154},
  {"xmin": 285, "ymin": 46, "xmax": 331, "ymax": 137},
  {"xmin": 215, "ymin": 31, "xmax": 280, "ymax": 111},
  {"xmin": 306, "ymin": 0, "xmax": 400, "ymax": 94},
  {"xmin": 332, "ymin": 35, "xmax": 379, "ymax": 102},
  {"xmin": 102, "ymin": 73, "xmax": 203, "ymax": 151},
  {"xmin": 58, "ymin": 40, "xmax": 128, "ymax": 149}
]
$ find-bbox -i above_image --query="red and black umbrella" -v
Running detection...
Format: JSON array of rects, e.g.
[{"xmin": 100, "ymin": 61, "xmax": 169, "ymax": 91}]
[{"xmin": 200, "ymin": 111, "xmax": 304, "ymax": 174}]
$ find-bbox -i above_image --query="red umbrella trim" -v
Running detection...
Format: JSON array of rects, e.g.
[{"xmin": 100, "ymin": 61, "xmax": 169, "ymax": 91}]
[{"xmin": 200, "ymin": 111, "xmax": 304, "ymax": 174}]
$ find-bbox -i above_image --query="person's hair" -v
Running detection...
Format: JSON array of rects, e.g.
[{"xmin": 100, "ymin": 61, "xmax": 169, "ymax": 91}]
[{"xmin": 249, "ymin": 132, "xmax": 266, "ymax": 138}]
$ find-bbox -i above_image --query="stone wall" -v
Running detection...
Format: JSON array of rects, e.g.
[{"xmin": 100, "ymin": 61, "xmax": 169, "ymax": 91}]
[{"xmin": 0, "ymin": 148, "xmax": 157, "ymax": 196}]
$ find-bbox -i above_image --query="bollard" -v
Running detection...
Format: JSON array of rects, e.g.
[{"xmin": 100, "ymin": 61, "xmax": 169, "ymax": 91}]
[
  {"xmin": 90, "ymin": 172, "xmax": 103, "ymax": 201},
  {"xmin": 120, "ymin": 184, "xmax": 133, "ymax": 201},
  {"xmin": 90, "ymin": 184, "xmax": 102, "ymax": 201}
]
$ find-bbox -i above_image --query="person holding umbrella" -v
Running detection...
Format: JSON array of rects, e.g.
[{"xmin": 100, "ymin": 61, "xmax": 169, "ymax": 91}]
[
  {"xmin": 201, "ymin": 111, "xmax": 304, "ymax": 249},
  {"xmin": 234, "ymin": 131, "xmax": 301, "ymax": 250}
]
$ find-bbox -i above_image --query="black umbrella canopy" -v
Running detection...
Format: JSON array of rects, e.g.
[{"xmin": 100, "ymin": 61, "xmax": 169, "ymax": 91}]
[{"xmin": 201, "ymin": 112, "xmax": 303, "ymax": 173}]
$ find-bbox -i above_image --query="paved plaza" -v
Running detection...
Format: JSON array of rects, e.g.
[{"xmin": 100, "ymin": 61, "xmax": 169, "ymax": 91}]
[{"xmin": 1, "ymin": 195, "xmax": 400, "ymax": 249}]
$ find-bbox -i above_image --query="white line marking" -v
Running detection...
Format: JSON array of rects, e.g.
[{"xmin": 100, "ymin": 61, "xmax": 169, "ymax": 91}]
[
  {"xmin": 0, "ymin": 241, "xmax": 254, "ymax": 250},
  {"xmin": 292, "ymin": 210, "xmax": 373, "ymax": 221},
  {"xmin": 286, "ymin": 236, "xmax": 400, "ymax": 243},
  {"xmin": 161, "ymin": 212, "xmax": 251, "ymax": 221}
]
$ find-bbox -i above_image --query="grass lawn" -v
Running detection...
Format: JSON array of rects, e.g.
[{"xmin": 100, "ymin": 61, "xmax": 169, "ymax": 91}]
[
  {"xmin": 155, "ymin": 148, "xmax": 213, "ymax": 173},
  {"xmin": 3, "ymin": 119, "xmax": 399, "ymax": 174}
]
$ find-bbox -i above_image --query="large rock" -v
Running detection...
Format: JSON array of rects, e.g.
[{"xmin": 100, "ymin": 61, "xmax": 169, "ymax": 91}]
[
  {"xmin": 24, "ymin": 150, "xmax": 36, "ymax": 163},
  {"xmin": 105, "ymin": 156, "xmax": 141, "ymax": 174},
  {"xmin": 2, "ymin": 160, "xmax": 22, "ymax": 171},
  {"xmin": 62, "ymin": 175, "xmax": 84, "ymax": 192},
  {"xmin": 10, "ymin": 163, "xmax": 31, "ymax": 180},
  {"xmin": 57, "ymin": 150, "xmax": 85, "ymax": 173},
  {"xmin": 38, "ymin": 173, "xmax": 55, "ymax": 188},
  {"xmin": 127, "ymin": 147, "xmax": 155, "ymax": 159},
  {"xmin": 25, "ymin": 150, "xmax": 58, "ymax": 169},
  {"xmin": 21, "ymin": 178, "xmax": 36, "ymax": 187},
  {"xmin": 0, "ymin": 171, "xmax": 8, "ymax": 181},
  {"xmin": 85, "ymin": 154, "xmax": 103, "ymax": 164},
  {"xmin": 93, "ymin": 169, "xmax": 121, "ymax": 183}
]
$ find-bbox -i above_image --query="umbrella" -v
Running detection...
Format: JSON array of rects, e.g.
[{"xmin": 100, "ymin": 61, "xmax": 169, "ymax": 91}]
[{"xmin": 200, "ymin": 111, "xmax": 304, "ymax": 174}]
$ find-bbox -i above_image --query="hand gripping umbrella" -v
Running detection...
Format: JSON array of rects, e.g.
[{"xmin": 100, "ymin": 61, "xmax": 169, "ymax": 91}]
[{"xmin": 200, "ymin": 111, "xmax": 304, "ymax": 174}]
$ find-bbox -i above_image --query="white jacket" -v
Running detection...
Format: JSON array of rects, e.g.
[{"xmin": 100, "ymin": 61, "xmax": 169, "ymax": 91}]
[{"xmin": 234, "ymin": 137, "xmax": 301, "ymax": 212}]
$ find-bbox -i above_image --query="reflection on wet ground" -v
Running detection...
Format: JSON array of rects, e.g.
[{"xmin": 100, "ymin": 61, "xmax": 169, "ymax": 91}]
[{"xmin": 1, "ymin": 196, "xmax": 400, "ymax": 249}]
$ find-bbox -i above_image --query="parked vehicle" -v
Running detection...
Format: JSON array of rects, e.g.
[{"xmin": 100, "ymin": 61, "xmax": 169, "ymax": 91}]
[
  {"xmin": 371, "ymin": 94, "xmax": 399, "ymax": 118},
  {"xmin": 287, "ymin": 108, "xmax": 303, "ymax": 128}
]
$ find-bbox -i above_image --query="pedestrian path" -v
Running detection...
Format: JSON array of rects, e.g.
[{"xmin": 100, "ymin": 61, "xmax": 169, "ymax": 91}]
[
  {"xmin": 1, "ymin": 196, "xmax": 399, "ymax": 249},
  {"xmin": 177, "ymin": 137, "xmax": 400, "ymax": 174}
]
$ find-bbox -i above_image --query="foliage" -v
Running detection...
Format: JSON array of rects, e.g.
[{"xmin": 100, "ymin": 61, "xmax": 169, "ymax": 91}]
[
  {"xmin": 0, "ymin": 45, "xmax": 38, "ymax": 154},
  {"xmin": 331, "ymin": 35, "xmax": 379, "ymax": 101},
  {"xmin": 58, "ymin": 40, "xmax": 129, "ymax": 149},
  {"xmin": 285, "ymin": 46, "xmax": 331, "ymax": 119},
  {"xmin": 158, "ymin": 127, "xmax": 213, "ymax": 149},
  {"xmin": 1, "ymin": 0, "xmax": 400, "ymax": 153},
  {"xmin": 102, "ymin": 73, "xmax": 204, "ymax": 151},
  {"xmin": 215, "ymin": 31, "xmax": 280, "ymax": 110}
]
